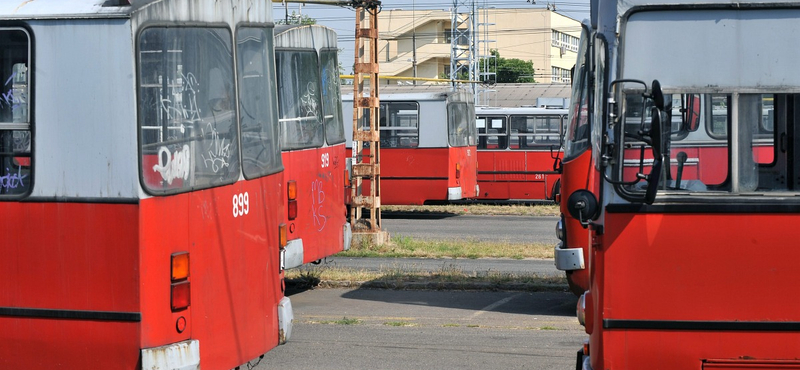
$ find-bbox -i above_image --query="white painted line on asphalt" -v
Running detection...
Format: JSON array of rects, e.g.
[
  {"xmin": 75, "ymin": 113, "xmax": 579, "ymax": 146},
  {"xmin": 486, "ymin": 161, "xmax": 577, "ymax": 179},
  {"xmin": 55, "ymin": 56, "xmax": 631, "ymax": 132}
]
[{"xmin": 471, "ymin": 293, "xmax": 523, "ymax": 319}]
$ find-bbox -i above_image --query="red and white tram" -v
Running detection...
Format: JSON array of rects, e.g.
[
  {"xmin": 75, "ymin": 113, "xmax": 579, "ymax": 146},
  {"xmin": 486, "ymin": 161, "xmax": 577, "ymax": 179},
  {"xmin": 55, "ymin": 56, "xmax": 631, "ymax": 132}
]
[
  {"xmin": 342, "ymin": 86, "xmax": 479, "ymax": 205},
  {"xmin": 274, "ymin": 24, "xmax": 350, "ymax": 268},
  {"xmin": 475, "ymin": 106, "xmax": 567, "ymax": 202},
  {"xmin": 0, "ymin": 1, "xmax": 291, "ymax": 369}
]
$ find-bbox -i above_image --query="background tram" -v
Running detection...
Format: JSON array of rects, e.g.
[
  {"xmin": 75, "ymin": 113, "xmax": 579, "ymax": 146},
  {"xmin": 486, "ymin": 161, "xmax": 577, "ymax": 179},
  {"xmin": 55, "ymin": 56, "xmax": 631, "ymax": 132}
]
[
  {"xmin": 274, "ymin": 24, "xmax": 351, "ymax": 268},
  {"xmin": 0, "ymin": 1, "xmax": 291, "ymax": 369},
  {"xmin": 342, "ymin": 86, "xmax": 479, "ymax": 205},
  {"xmin": 475, "ymin": 106, "xmax": 567, "ymax": 203}
]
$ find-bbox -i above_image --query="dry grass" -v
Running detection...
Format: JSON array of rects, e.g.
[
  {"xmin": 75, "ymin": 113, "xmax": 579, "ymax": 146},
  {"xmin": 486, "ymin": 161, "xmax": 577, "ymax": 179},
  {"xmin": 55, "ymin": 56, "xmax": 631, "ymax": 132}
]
[
  {"xmin": 382, "ymin": 204, "xmax": 559, "ymax": 217},
  {"xmin": 339, "ymin": 235, "xmax": 554, "ymax": 259},
  {"xmin": 285, "ymin": 265, "xmax": 567, "ymax": 291}
]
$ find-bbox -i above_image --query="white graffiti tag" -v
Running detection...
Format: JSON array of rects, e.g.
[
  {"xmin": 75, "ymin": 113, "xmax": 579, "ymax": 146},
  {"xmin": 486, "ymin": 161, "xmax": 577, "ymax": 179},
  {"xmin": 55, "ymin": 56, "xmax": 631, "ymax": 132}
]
[
  {"xmin": 152, "ymin": 145, "xmax": 191, "ymax": 185},
  {"xmin": 160, "ymin": 71, "xmax": 202, "ymax": 125},
  {"xmin": 0, "ymin": 166, "xmax": 27, "ymax": 191},
  {"xmin": 201, "ymin": 123, "xmax": 232, "ymax": 173},
  {"xmin": 311, "ymin": 179, "xmax": 327, "ymax": 232}
]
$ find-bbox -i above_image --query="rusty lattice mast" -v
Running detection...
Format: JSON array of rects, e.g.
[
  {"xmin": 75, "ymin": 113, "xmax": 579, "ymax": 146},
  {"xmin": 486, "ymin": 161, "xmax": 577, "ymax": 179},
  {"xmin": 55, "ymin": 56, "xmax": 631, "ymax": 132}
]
[{"xmin": 349, "ymin": 0, "xmax": 383, "ymax": 236}]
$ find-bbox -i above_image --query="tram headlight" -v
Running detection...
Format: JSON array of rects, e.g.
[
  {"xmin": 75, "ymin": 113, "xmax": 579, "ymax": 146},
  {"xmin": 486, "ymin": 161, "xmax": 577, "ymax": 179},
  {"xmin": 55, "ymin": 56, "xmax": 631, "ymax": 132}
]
[
  {"xmin": 577, "ymin": 291, "xmax": 593, "ymax": 334},
  {"xmin": 556, "ymin": 217, "xmax": 565, "ymax": 241}
]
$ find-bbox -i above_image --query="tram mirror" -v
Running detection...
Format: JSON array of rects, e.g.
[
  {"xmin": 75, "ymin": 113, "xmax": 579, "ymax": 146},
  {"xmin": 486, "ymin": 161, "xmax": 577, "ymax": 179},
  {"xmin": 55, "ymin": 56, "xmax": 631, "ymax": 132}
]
[
  {"xmin": 644, "ymin": 158, "xmax": 662, "ymax": 205},
  {"xmin": 567, "ymin": 189, "xmax": 599, "ymax": 226},
  {"xmin": 684, "ymin": 94, "xmax": 701, "ymax": 131},
  {"xmin": 650, "ymin": 105, "xmax": 663, "ymax": 159},
  {"xmin": 651, "ymin": 80, "xmax": 665, "ymax": 111}
]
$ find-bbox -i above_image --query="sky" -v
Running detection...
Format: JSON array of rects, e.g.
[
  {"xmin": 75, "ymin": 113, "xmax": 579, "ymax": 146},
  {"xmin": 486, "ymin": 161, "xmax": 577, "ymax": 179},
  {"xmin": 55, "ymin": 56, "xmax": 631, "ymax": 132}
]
[{"xmin": 272, "ymin": 0, "xmax": 591, "ymax": 71}]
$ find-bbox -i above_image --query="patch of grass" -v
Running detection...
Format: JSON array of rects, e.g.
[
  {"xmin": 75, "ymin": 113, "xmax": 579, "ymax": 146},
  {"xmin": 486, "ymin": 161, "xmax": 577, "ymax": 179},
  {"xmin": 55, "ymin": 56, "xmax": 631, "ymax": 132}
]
[
  {"xmin": 384, "ymin": 321, "xmax": 417, "ymax": 327},
  {"xmin": 539, "ymin": 326, "xmax": 561, "ymax": 331},
  {"xmin": 466, "ymin": 324, "xmax": 481, "ymax": 328},
  {"xmin": 318, "ymin": 317, "xmax": 361, "ymax": 325},
  {"xmin": 442, "ymin": 323, "xmax": 461, "ymax": 328},
  {"xmin": 285, "ymin": 265, "xmax": 568, "ymax": 291},
  {"xmin": 382, "ymin": 204, "xmax": 559, "ymax": 217},
  {"xmin": 339, "ymin": 236, "xmax": 554, "ymax": 259}
]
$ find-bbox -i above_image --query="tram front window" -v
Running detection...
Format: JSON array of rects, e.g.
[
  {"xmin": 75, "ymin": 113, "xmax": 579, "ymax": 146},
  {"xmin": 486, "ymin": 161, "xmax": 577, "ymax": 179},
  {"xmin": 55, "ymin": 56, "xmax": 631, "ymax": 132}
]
[
  {"xmin": 616, "ymin": 88, "xmax": 785, "ymax": 197},
  {"xmin": 276, "ymin": 50, "xmax": 324, "ymax": 150},
  {"xmin": 448, "ymin": 102, "xmax": 476, "ymax": 147},
  {"xmin": 0, "ymin": 28, "xmax": 31, "ymax": 197},
  {"xmin": 320, "ymin": 49, "xmax": 345, "ymax": 145},
  {"xmin": 237, "ymin": 27, "xmax": 282, "ymax": 179},
  {"xmin": 138, "ymin": 27, "xmax": 240, "ymax": 193}
]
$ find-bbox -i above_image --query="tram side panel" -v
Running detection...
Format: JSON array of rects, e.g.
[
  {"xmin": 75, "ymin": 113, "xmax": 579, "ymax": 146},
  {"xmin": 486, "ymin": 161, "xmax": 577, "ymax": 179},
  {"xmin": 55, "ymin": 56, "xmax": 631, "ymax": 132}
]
[{"xmin": 0, "ymin": 203, "xmax": 142, "ymax": 369}]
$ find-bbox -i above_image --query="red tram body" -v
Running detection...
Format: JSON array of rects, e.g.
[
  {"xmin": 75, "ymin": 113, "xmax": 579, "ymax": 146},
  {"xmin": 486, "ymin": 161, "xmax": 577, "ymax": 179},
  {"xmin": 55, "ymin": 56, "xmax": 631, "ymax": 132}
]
[
  {"xmin": 343, "ymin": 86, "xmax": 478, "ymax": 205},
  {"xmin": 275, "ymin": 25, "xmax": 350, "ymax": 268},
  {"xmin": 475, "ymin": 107, "xmax": 567, "ymax": 202},
  {"xmin": 0, "ymin": 1, "xmax": 292, "ymax": 369}
]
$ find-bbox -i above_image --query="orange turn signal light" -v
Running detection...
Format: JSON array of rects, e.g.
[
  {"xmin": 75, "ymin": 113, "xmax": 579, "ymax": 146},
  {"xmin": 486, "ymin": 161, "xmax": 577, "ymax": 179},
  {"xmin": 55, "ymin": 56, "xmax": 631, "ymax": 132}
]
[
  {"xmin": 455, "ymin": 163, "xmax": 461, "ymax": 179},
  {"xmin": 279, "ymin": 223, "xmax": 287, "ymax": 249},
  {"xmin": 171, "ymin": 252, "xmax": 189, "ymax": 281},
  {"xmin": 287, "ymin": 180, "xmax": 297, "ymax": 200}
]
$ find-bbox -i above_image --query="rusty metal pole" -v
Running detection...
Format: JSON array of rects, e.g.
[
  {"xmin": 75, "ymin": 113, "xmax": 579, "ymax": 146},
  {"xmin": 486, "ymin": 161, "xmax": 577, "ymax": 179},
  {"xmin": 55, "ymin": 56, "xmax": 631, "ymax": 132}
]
[{"xmin": 350, "ymin": 0, "xmax": 388, "ymax": 244}]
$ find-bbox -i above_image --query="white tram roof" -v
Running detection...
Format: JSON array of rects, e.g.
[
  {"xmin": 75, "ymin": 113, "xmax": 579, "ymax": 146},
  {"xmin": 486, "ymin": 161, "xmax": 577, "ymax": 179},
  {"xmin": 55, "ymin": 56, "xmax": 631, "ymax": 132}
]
[
  {"xmin": 476, "ymin": 106, "xmax": 569, "ymax": 116},
  {"xmin": 0, "ymin": 0, "xmax": 132, "ymax": 18},
  {"xmin": 0, "ymin": 0, "xmax": 273, "ymax": 21},
  {"xmin": 617, "ymin": 0, "xmax": 800, "ymax": 15},
  {"xmin": 275, "ymin": 24, "xmax": 338, "ymax": 50},
  {"xmin": 342, "ymin": 85, "xmax": 474, "ymax": 103}
]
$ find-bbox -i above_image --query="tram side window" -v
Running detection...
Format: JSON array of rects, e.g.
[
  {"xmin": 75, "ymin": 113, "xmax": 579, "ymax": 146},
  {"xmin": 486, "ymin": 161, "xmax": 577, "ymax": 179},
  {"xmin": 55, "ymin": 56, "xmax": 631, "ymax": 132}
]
[
  {"xmin": 0, "ymin": 28, "xmax": 31, "ymax": 197},
  {"xmin": 379, "ymin": 102, "xmax": 419, "ymax": 148},
  {"xmin": 138, "ymin": 27, "xmax": 240, "ymax": 194},
  {"xmin": 509, "ymin": 115, "xmax": 560, "ymax": 149},
  {"xmin": 564, "ymin": 28, "xmax": 590, "ymax": 161},
  {"xmin": 237, "ymin": 27, "xmax": 282, "ymax": 179},
  {"xmin": 276, "ymin": 50, "xmax": 324, "ymax": 150},
  {"xmin": 448, "ymin": 102, "xmax": 476, "ymax": 147},
  {"xmin": 320, "ymin": 50, "xmax": 345, "ymax": 145},
  {"xmin": 476, "ymin": 116, "xmax": 507, "ymax": 150}
]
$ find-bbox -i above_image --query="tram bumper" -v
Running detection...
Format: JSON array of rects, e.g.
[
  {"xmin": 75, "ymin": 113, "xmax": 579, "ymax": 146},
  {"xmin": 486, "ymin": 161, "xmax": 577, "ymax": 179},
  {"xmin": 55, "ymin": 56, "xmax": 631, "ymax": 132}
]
[
  {"xmin": 447, "ymin": 186, "xmax": 462, "ymax": 200},
  {"xmin": 554, "ymin": 242, "xmax": 585, "ymax": 271},
  {"xmin": 141, "ymin": 340, "xmax": 200, "ymax": 370},
  {"xmin": 343, "ymin": 222, "xmax": 352, "ymax": 251},
  {"xmin": 282, "ymin": 239, "xmax": 304, "ymax": 270},
  {"xmin": 278, "ymin": 296, "xmax": 293, "ymax": 345}
]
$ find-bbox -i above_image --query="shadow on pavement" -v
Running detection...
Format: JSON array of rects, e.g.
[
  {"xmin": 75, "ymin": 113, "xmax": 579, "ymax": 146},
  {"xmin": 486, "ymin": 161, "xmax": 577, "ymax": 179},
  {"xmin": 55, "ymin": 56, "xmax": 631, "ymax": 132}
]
[{"xmin": 338, "ymin": 286, "xmax": 579, "ymax": 317}]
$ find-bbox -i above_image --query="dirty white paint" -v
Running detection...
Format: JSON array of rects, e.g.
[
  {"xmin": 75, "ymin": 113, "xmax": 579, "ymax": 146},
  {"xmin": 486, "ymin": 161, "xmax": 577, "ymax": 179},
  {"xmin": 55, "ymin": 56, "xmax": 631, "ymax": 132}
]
[{"xmin": 141, "ymin": 339, "xmax": 200, "ymax": 370}]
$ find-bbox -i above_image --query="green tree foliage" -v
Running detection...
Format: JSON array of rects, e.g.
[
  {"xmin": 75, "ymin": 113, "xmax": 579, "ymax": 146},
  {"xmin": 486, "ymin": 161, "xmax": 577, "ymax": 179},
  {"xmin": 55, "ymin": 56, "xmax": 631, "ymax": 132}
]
[
  {"xmin": 481, "ymin": 50, "xmax": 536, "ymax": 83},
  {"xmin": 277, "ymin": 11, "xmax": 316, "ymax": 25}
]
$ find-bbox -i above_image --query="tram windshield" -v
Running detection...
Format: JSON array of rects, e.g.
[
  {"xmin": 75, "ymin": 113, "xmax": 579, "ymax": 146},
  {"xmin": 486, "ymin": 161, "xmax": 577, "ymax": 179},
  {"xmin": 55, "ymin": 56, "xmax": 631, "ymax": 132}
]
[
  {"xmin": 614, "ymin": 86, "xmax": 784, "ymax": 195},
  {"xmin": 0, "ymin": 28, "xmax": 30, "ymax": 197},
  {"xmin": 237, "ymin": 27, "xmax": 283, "ymax": 179},
  {"xmin": 320, "ymin": 49, "xmax": 345, "ymax": 145},
  {"xmin": 276, "ymin": 49, "xmax": 324, "ymax": 150},
  {"xmin": 447, "ymin": 102, "xmax": 477, "ymax": 147},
  {"xmin": 138, "ymin": 27, "xmax": 240, "ymax": 193},
  {"xmin": 611, "ymin": 8, "xmax": 800, "ymax": 199}
]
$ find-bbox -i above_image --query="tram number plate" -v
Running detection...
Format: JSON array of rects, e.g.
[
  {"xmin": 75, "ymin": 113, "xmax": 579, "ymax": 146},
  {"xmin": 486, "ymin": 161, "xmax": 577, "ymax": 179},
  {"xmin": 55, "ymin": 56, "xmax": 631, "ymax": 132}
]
[
  {"xmin": 321, "ymin": 153, "xmax": 330, "ymax": 168},
  {"xmin": 233, "ymin": 192, "xmax": 250, "ymax": 218},
  {"xmin": 534, "ymin": 174, "xmax": 545, "ymax": 180}
]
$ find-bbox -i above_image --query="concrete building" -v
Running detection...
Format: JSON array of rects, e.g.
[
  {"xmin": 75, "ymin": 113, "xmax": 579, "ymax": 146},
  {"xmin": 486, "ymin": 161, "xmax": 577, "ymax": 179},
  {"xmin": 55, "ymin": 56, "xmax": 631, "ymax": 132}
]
[{"xmin": 378, "ymin": 8, "xmax": 581, "ymax": 84}]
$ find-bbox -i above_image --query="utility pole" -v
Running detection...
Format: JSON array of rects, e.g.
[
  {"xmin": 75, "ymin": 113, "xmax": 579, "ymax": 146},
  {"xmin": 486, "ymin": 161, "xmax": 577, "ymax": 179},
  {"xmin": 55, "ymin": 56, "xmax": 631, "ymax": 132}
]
[
  {"xmin": 350, "ymin": 0, "xmax": 388, "ymax": 244},
  {"xmin": 412, "ymin": 0, "xmax": 417, "ymax": 85}
]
